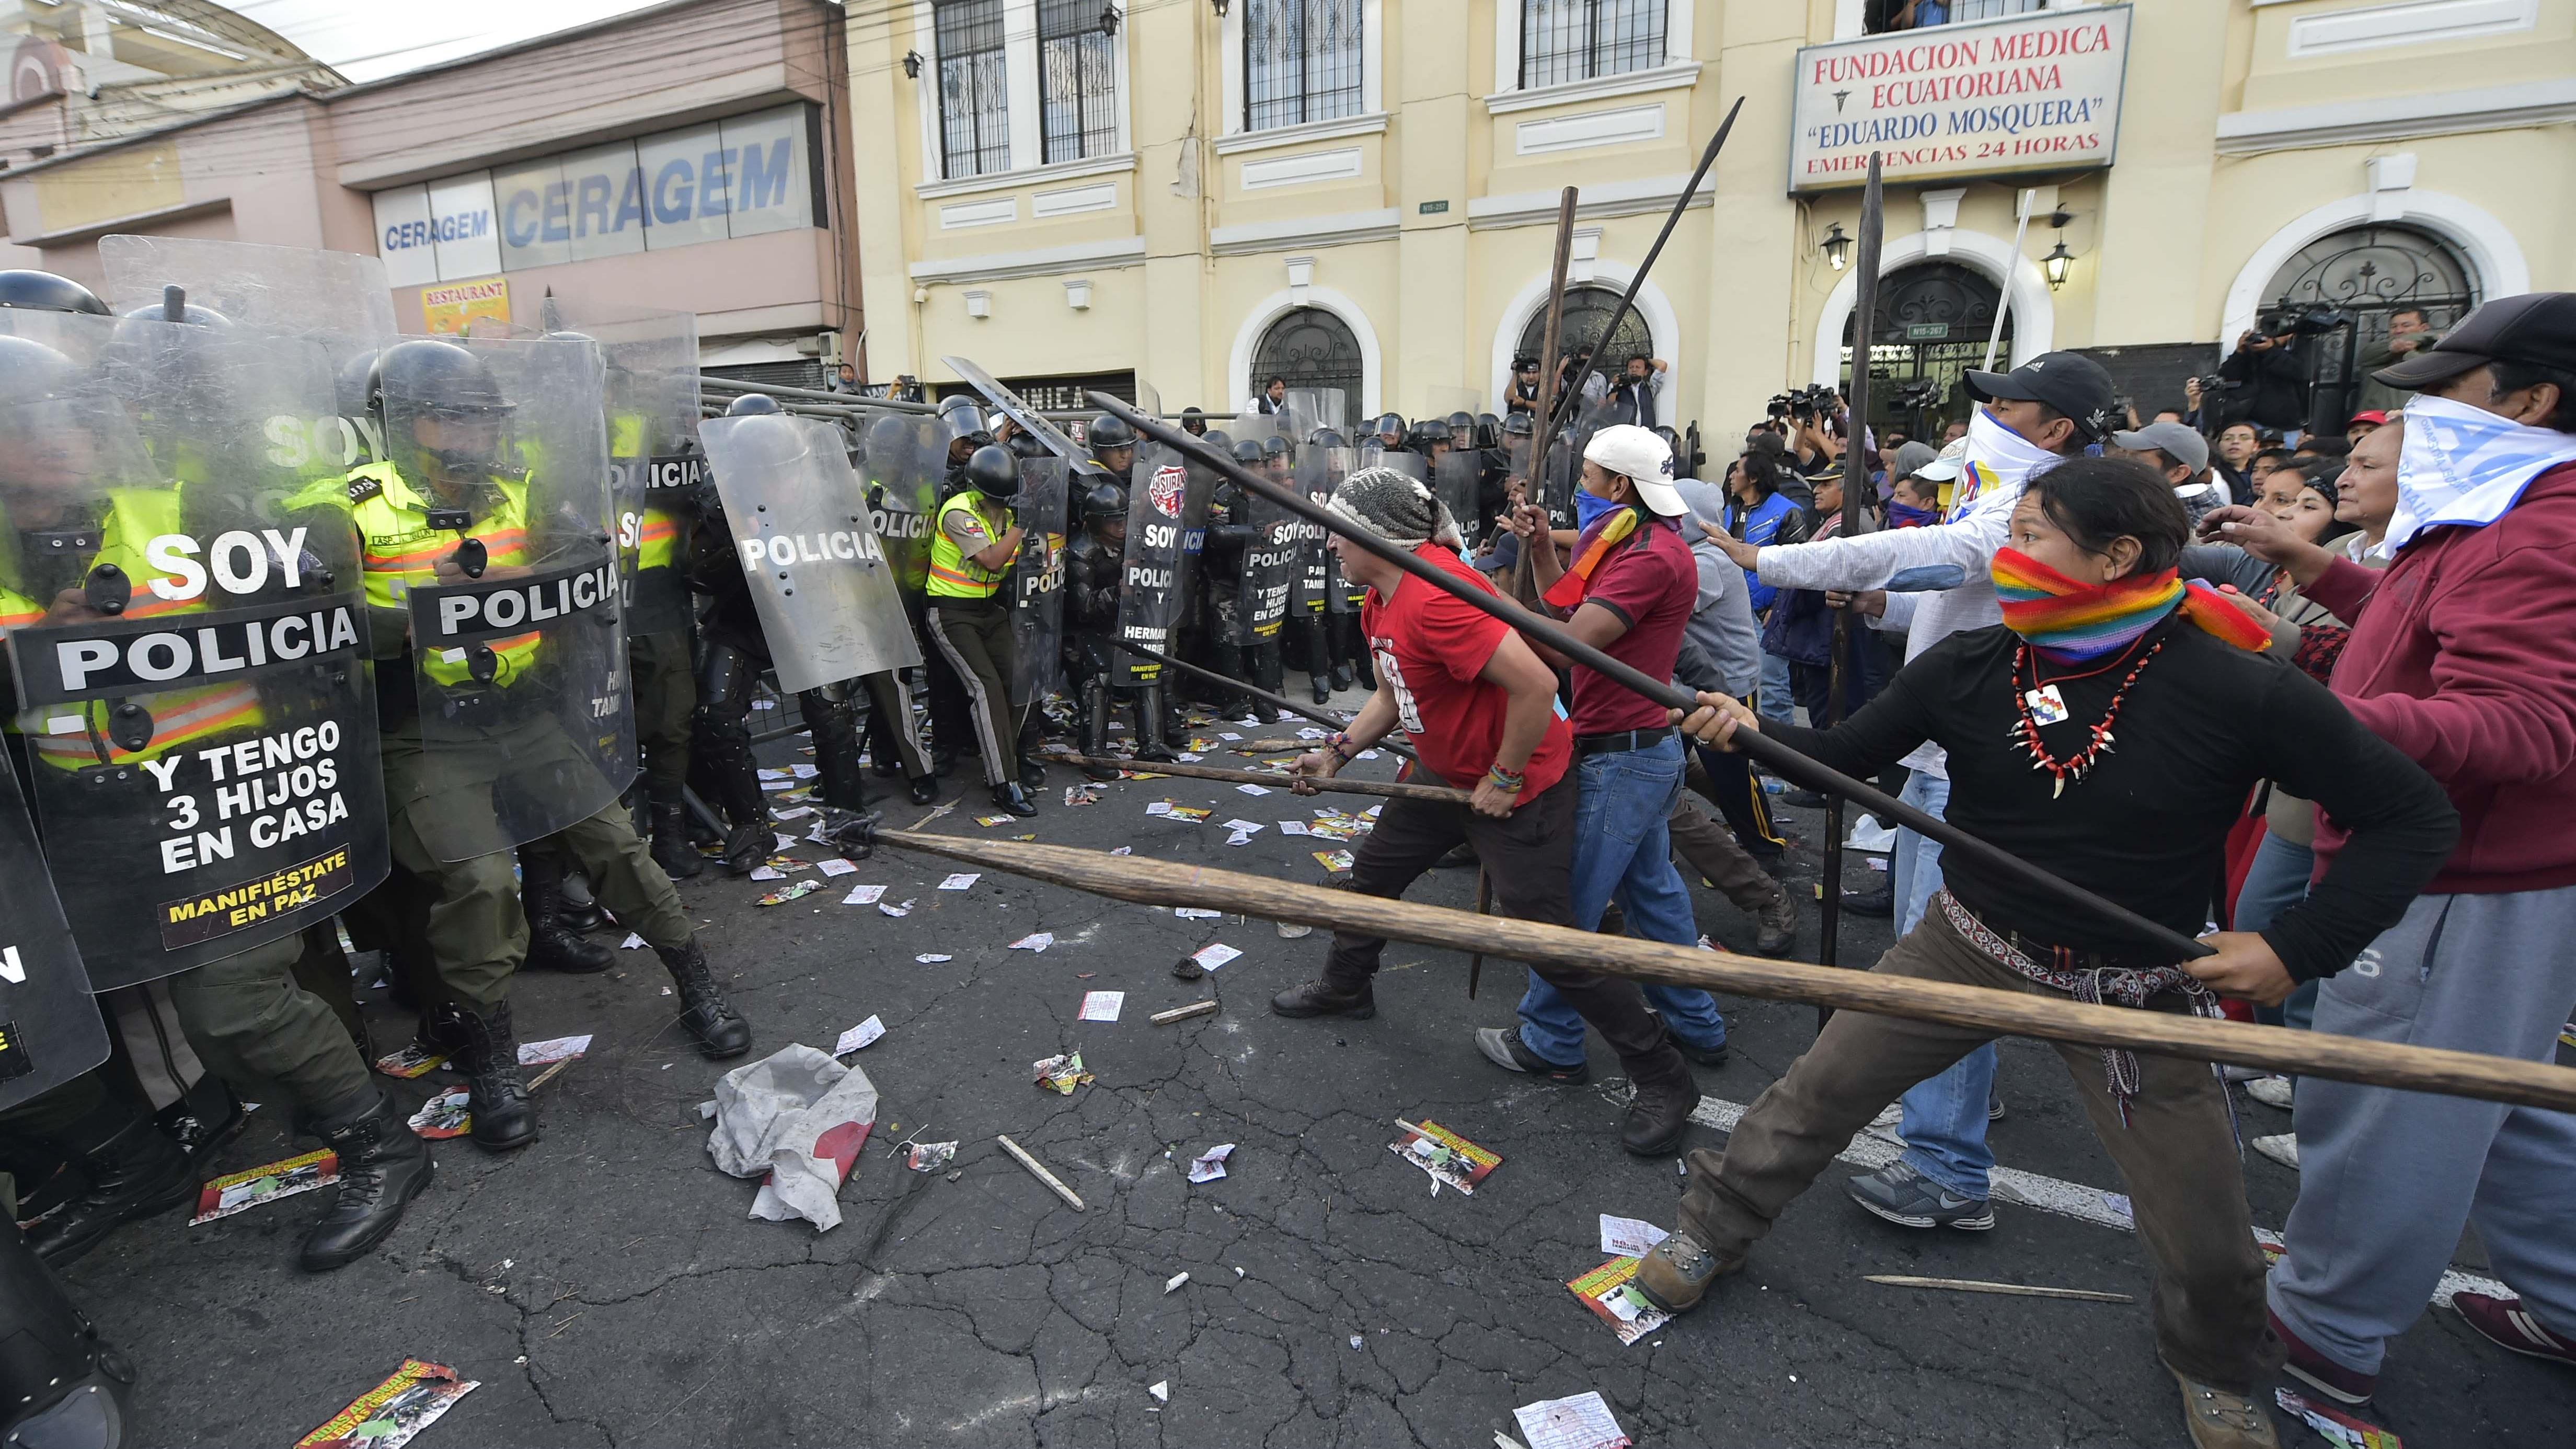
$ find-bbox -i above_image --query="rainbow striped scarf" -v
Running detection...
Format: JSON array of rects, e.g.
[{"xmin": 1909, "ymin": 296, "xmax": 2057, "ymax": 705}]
[
  {"xmin": 1540, "ymin": 505, "xmax": 1641, "ymax": 610},
  {"xmin": 1990, "ymin": 547, "xmax": 2274, "ymax": 659}
]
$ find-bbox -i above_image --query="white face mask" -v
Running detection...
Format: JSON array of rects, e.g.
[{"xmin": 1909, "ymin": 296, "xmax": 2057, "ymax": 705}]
[
  {"xmin": 2383, "ymin": 394, "xmax": 2576, "ymax": 555},
  {"xmin": 1950, "ymin": 407, "xmax": 2062, "ymax": 521}
]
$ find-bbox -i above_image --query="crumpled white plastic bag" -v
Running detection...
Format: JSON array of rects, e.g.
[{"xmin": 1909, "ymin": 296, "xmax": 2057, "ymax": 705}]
[{"xmin": 703, "ymin": 1044, "xmax": 879, "ymax": 1230}]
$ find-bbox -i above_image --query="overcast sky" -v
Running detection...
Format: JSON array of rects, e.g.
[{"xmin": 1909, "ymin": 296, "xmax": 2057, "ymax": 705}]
[{"xmin": 240, "ymin": 1, "xmax": 669, "ymax": 83}]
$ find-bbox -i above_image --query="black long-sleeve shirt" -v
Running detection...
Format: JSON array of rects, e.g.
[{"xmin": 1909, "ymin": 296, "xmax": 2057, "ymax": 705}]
[{"xmin": 1765, "ymin": 617, "xmax": 2456, "ymax": 980}]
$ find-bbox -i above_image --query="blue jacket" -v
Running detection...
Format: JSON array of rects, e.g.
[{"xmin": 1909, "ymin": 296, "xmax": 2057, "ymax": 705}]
[{"xmin": 1727, "ymin": 491, "xmax": 1804, "ymax": 612}]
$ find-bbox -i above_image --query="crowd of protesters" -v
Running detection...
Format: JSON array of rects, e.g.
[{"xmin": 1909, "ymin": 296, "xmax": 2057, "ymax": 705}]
[{"xmin": 1269, "ymin": 291, "xmax": 2576, "ymax": 1449}]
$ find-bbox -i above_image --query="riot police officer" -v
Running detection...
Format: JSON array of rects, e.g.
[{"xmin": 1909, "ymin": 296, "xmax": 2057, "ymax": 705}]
[
  {"xmin": 926, "ymin": 444, "xmax": 1040, "ymax": 815},
  {"xmin": 1061, "ymin": 477, "xmax": 1178, "ymax": 767},
  {"xmin": 297, "ymin": 338, "xmax": 752, "ymax": 1155},
  {"xmin": 856, "ymin": 413, "xmax": 942, "ymax": 807},
  {"xmin": 0, "ymin": 303, "xmax": 429, "ymax": 1272}
]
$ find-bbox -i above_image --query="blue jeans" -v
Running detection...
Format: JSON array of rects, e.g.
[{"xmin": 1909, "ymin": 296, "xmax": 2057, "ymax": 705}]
[
  {"xmin": 1517, "ymin": 736, "xmax": 1726, "ymax": 1063},
  {"xmin": 2236, "ymin": 830, "xmax": 2321, "ymax": 1035},
  {"xmin": 1886, "ymin": 769, "xmax": 2000, "ymax": 1199},
  {"xmin": 1757, "ymin": 650, "xmax": 1794, "ymax": 723}
]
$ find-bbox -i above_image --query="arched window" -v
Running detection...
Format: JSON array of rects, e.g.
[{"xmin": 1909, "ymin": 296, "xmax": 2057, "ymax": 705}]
[
  {"xmin": 1515, "ymin": 284, "xmax": 1654, "ymax": 374},
  {"xmin": 1838, "ymin": 262, "xmax": 2008, "ymax": 440},
  {"xmin": 1251, "ymin": 306, "xmax": 1363, "ymax": 410},
  {"xmin": 2257, "ymin": 225, "xmax": 2476, "ymax": 433}
]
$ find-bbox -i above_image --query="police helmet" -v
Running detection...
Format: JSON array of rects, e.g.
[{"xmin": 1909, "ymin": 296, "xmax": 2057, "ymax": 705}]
[
  {"xmin": 1410, "ymin": 417, "xmax": 1453, "ymax": 446},
  {"xmin": 938, "ymin": 393, "xmax": 985, "ymax": 434},
  {"xmin": 0, "ymin": 270, "xmax": 109, "ymax": 317},
  {"xmin": 1445, "ymin": 410, "xmax": 1476, "ymax": 438},
  {"xmin": 1475, "ymin": 412, "xmax": 1502, "ymax": 448},
  {"xmin": 1503, "ymin": 412, "xmax": 1534, "ymax": 437},
  {"xmin": 1201, "ymin": 428, "xmax": 1232, "ymax": 452},
  {"xmin": 1310, "ymin": 428, "xmax": 1348, "ymax": 451},
  {"xmin": 0, "ymin": 334, "xmax": 79, "ymax": 406},
  {"xmin": 1261, "ymin": 435, "xmax": 1290, "ymax": 461},
  {"xmin": 863, "ymin": 412, "xmax": 917, "ymax": 464},
  {"xmin": 335, "ymin": 350, "xmax": 382, "ymax": 418},
  {"xmin": 1374, "ymin": 412, "xmax": 1406, "ymax": 439},
  {"xmin": 962, "ymin": 443, "xmax": 1020, "ymax": 497},
  {"xmin": 371, "ymin": 339, "xmax": 515, "ymax": 480},
  {"xmin": 1230, "ymin": 438, "xmax": 1267, "ymax": 466},
  {"xmin": 724, "ymin": 392, "xmax": 785, "ymax": 416},
  {"xmin": 1080, "ymin": 479, "xmax": 1128, "ymax": 525},
  {"xmin": 1005, "ymin": 428, "xmax": 1049, "ymax": 459},
  {"xmin": 1087, "ymin": 413, "xmax": 1136, "ymax": 452}
]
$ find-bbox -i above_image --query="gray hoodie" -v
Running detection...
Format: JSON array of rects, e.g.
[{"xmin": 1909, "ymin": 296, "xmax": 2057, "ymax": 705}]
[{"xmin": 1672, "ymin": 477, "xmax": 1762, "ymax": 696}]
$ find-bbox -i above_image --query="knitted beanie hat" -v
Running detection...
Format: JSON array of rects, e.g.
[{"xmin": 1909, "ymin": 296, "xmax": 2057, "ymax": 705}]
[{"xmin": 1326, "ymin": 465, "xmax": 1463, "ymax": 549}]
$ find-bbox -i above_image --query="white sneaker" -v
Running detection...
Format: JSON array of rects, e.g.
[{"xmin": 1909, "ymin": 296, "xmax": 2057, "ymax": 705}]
[
  {"xmin": 2245, "ymin": 1076, "xmax": 2295, "ymax": 1110},
  {"xmin": 2252, "ymin": 1133, "xmax": 2300, "ymax": 1170}
]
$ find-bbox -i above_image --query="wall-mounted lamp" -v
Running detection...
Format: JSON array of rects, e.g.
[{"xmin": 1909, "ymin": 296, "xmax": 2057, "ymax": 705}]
[
  {"xmin": 902, "ymin": 49, "xmax": 923, "ymax": 79},
  {"xmin": 2043, "ymin": 237, "xmax": 2074, "ymax": 291},
  {"xmin": 1100, "ymin": 4, "xmax": 1120, "ymax": 34},
  {"xmin": 1820, "ymin": 222, "xmax": 1850, "ymax": 272},
  {"xmin": 1211, "ymin": 0, "xmax": 1230, "ymax": 16}
]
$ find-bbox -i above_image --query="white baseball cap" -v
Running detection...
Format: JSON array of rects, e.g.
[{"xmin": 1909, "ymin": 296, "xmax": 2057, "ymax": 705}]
[
  {"xmin": 1582, "ymin": 424, "xmax": 1685, "ymax": 516},
  {"xmin": 1914, "ymin": 436, "xmax": 1969, "ymax": 482}
]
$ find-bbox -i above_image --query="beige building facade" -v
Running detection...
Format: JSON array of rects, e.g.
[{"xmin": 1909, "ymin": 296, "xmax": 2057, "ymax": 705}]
[{"xmin": 850, "ymin": 0, "xmax": 2575, "ymax": 438}]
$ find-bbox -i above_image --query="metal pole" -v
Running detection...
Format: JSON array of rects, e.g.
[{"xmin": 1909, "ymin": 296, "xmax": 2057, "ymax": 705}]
[
  {"xmin": 1982, "ymin": 188, "xmax": 2035, "ymax": 374},
  {"xmin": 1820, "ymin": 153, "xmax": 1885, "ymax": 984}
]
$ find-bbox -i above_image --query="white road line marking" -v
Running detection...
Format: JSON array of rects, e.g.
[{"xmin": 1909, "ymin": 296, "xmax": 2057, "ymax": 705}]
[{"xmin": 1689, "ymin": 1096, "xmax": 2506, "ymax": 1308}]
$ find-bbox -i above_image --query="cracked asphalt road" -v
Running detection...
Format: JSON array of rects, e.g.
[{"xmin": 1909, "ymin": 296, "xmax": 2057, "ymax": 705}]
[{"xmin": 61, "ymin": 696, "xmax": 2576, "ymax": 1447}]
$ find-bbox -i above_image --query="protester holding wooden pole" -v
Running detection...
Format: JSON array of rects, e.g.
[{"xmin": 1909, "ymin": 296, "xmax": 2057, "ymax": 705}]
[
  {"xmin": 1631, "ymin": 456, "xmax": 2460, "ymax": 1449},
  {"xmin": 1261, "ymin": 464, "xmax": 1705, "ymax": 1158}
]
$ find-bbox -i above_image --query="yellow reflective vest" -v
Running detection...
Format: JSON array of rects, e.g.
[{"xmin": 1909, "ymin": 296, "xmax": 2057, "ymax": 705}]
[
  {"xmin": 0, "ymin": 487, "xmax": 264, "ymax": 769},
  {"xmin": 927, "ymin": 491, "xmax": 1011, "ymax": 600},
  {"xmin": 290, "ymin": 461, "xmax": 541, "ymax": 688}
]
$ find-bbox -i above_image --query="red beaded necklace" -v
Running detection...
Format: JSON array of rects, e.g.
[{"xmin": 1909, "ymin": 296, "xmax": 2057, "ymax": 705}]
[{"xmin": 2009, "ymin": 639, "xmax": 2165, "ymax": 798}]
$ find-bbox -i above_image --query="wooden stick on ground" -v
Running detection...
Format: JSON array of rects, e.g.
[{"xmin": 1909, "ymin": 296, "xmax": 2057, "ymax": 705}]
[
  {"xmin": 1865, "ymin": 1275, "xmax": 2133, "ymax": 1305},
  {"xmin": 1043, "ymin": 752, "xmax": 1468, "ymax": 805},
  {"xmin": 1115, "ymin": 640, "xmax": 1416, "ymax": 761},
  {"xmin": 877, "ymin": 833, "xmax": 2576, "ymax": 1114},
  {"xmin": 996, "ymin": 1133, "xmax": 1085, "ymax": 1211}
]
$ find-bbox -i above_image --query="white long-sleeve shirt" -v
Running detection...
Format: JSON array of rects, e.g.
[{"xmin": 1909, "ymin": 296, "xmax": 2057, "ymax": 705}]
[{"xmin": 1752, "ymin": 478, "xmax": 2026, "ymax": 777}]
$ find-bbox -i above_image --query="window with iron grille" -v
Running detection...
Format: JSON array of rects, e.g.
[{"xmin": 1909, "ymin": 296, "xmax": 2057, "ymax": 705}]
[
  {"xmin": 1244, "ymin": 0, "xmax": 1364, "ymax": 133},
  {"xmin": 1519, "ymin": 0, "xmax": 1667, "ymax": 90},
  {"xmin": 1038, "ymin": 0, "xmax": 1120, "ymax": 163},
  {"xmin": 935, "ymin": 0, "xmax": 1011, "ymax": 179}
]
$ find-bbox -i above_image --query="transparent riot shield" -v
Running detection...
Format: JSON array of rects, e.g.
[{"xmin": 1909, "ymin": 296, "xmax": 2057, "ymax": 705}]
[
  {"xmin": 1010, "ymin": 455, "xmax": 1068, "ymax": 702},
  {"xmin": 1282, "ymin": 387, "xmax": 1344, "ymax": 441},
  {"xmin": 1114, "ymin": 440, "xmax": 1191, "ymax": 685},
  {"xmin": 1435, "ymin": 450, "xmax": 1485, "ymax": 551},
  {"xmin": 940, "ymin": 355, "xmax": 1110, "ymax": 481},
  {"xmin": 97, "ymin": 235, "xmax": 399, "ymax": 474},
  {"xmin": 583, "ymin": 307, "xmax": 702, "ymax": 637},
  {"xmin": 3, "ymin": 309, "xmax": 390, "ymax": 983},
  {"xmin": 859, "ymin": 411, "xmax": 941, "ymax": 609},
  {"xmin": 392, "ymin": 334, "xmax": 635, "ymax": 862},
  {"xmin": 702, "ymin": 412, "xmax": 923, "ymax": 696},
  {"xmin": 0, "ymin": 765, "xmax": 111, "ymax": 1108},
  {"xmin": 1287, "ymin": 447, "xmax": 1337, "ymax": 620}
]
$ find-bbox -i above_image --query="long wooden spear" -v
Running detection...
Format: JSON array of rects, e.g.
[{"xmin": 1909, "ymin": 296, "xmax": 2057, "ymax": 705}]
[
  {"xmin": 1084, "ymin": 392, "xmax": 2215, "ymax": 963},
  {"xmin": 1043, "ymin": 752, "xmax": 1467, "ymax": 805},
  {"xmin": 874, "ymin": 833, "xmax": 2576, "ymax": 1114}
]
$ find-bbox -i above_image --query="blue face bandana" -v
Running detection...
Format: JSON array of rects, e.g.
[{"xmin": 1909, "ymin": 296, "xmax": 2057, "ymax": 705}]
[{"xmin": 1574, "ymin": 487, "xmax": 1619, "ymax": 530}]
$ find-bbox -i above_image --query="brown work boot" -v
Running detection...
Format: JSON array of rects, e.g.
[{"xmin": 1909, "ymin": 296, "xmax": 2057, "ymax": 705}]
[
  {"xmin": 1631, "ymin": 1225, "xmax": 1741, "ymax": 1314},
  {"xmin": 1269, "ymin": 979, "xmax": 1374, "ymax": 1019},
  {"xmin": 1753, "ymin": 889, "xmax": 1799, "ymax": 957},
  {"xmin": 2168, "ymin": 1366, "xmax": 2281, "ymax": 1449}
]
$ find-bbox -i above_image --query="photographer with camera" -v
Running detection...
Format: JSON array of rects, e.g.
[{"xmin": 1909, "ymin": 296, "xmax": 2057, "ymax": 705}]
[{"xmin": 2224, "ymin": 309, "xmax": 2333, "ymax": 441}]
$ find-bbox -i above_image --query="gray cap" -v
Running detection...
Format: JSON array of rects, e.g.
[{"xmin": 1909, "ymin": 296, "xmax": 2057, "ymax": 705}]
[
  {"xmin": 1891, "ymin": 440, "xmax": 1938, "ymax": 480},
  {"xmin": 2111, "ymin": 419, "xmax": 2210, "ymax": 474}
]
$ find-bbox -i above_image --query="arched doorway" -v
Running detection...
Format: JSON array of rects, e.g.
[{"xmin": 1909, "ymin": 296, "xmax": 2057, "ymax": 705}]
[
  {"xmin": 1516, "ymin": 284, "xmax": 1655, "ymax": 375},
  {"xmin": 1839, "ymin": 262, "xmax": 2007, "ymax": 443},
  {"xmin": 2256, "ymin": 225, "xmax": 2476, "ymax": 434},
  {"xmin": 1251, "ymin": 307, "xmax": 1363, "ymax": 415}
]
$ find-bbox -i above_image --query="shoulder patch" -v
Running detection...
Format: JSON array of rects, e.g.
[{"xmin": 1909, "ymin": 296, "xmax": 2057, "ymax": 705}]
[{"xmin": 345, "ymin": 474, "xmax": 384, "ymax": 504}]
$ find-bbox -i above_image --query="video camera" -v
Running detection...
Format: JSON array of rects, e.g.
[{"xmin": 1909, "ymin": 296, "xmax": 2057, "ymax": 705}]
[
  {"xmin": 1889, "ymin": 379, "xmax": 1942, "ymax": 413},
  {"xmin": 2260, "ymin": 305, "xmax": 2351, "ymax": 339},
  {"xmin": 1766, "ymin": 383, "xmax": 1843, "ymax": 424}
]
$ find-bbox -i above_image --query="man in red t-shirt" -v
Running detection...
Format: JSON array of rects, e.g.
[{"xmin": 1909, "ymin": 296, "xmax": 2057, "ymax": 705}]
[
  {"xmin": 1492, "ymin": 424, "xmax": 1733, "ymax": 1079},
  {"xmin": 1270, "ymin": 465, "xmax": 1700, "ymax": 1156}
]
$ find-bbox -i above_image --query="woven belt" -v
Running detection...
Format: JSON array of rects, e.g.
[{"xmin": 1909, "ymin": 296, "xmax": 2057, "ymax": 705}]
[{"xmin": 1936, "ymin": 890, "xmax": 2223, "ymax": 1126}]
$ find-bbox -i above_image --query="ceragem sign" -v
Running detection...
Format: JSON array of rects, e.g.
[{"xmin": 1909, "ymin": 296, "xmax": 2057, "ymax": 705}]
[
  {"xmin": 371, "ymin": 104, "xmax": 818, "ymax": 289},
  {"xmin": 1787, "ymin": 4, "xmax": 2132, "ymax": 193}
]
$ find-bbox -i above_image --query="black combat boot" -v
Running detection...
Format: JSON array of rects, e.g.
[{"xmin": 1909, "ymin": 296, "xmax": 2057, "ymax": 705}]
[
  {"xmin": 439, "ymin": 1000, "xmax": 538, "ymax": 1152},
  {"xmin": 297, "ymin": 1088, "xmax": 433, "ymax": 1272},
  {"xmin": 1132, "ymin": 685, "xmax": 1180, "ymax": 763},
  {"xmin": 656, "ymin": 940, "xmax": 753, "ymax": 1059},
  {"xmin": 907, "ymin": 774, "xmax": 939, "ymax": 805},
  {"xmin": 520, "ymin": 852, "xmax": 613, "ymax": 973},
  {"xmin": 1333, "ymin": 614, "xmax": 1373, "ymax": 689},
  {"xmin": 25, "ymin": 1096, "xmax": 196, "ymax": 1266},
  {"xmin": 1079, "ymin": 678, "xmax": 1121, "ymax": 779},
  {"xmin": 1206, "ymin": 640, "xmax": 1250, "ymax": 716},
  {"xmin": 556, "ymin": 869, "xmax": 605, "ymax": 933},
  {"xmin": 991, "ymin": 781, "xmax": 1038, "ymax": 818},
  {"xmin": 712, "ymin": 765, "xmax": 773, "ymax": 875},
  {"xmin": 804, "ymin": 689, "xmax": 870, "ymax": 812},
  {"xmin": 649, "ymin": 785, "xmax": 702, "ymax": 880},
  {"xmin": 1252, "ymin": 640, "xmax": 1289, "ymax": 719},
  {"xmin": 1015, "ymin": 710, "xmax": 1049, "ymax": 791}
]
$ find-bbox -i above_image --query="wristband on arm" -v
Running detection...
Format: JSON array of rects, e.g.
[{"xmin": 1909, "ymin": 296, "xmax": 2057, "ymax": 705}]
[{"xmin": 1484, "ymin": 762, "xmax": 1526, "ymax": 794}]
